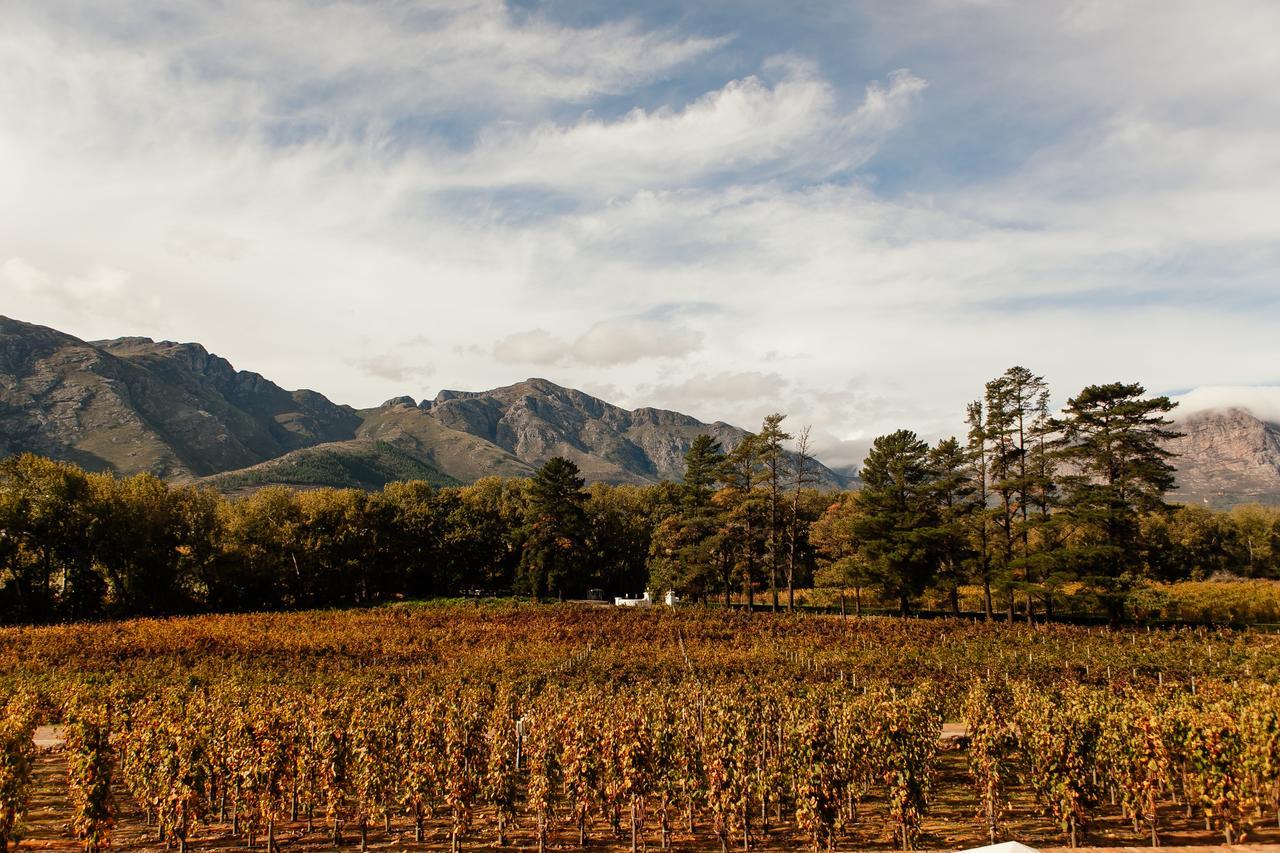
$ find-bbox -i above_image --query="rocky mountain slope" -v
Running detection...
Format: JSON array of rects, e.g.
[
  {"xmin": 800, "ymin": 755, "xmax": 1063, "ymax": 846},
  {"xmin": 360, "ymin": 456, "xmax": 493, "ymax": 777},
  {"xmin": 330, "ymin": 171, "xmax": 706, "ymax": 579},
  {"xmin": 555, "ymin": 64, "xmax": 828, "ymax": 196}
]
[
  {"xmin": 1168, "ymin": 408, "xmax": 1280, "ymax": 508},
  {"xmin": 0, "ymin": 317, "xmax": 847, "ymax": 491},
  {"xmin": 419, "ymin": 379, "xmax": 769, "ymax": 485},
  {"xmin": 0, "ymin": 316, "xmax": 360, "ymax": 479}
]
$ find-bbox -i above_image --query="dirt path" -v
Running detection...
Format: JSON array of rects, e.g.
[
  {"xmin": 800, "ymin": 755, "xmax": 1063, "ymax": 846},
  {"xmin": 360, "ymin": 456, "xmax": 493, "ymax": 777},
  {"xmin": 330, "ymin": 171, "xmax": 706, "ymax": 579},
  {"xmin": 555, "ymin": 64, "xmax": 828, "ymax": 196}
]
[
  {"xmin": 21, "ymin": 735, "xmax": 73, "ymax": 850},
  {"xmin": 33, "ymin": 725, "xmax": 64, "ymax": 750}
]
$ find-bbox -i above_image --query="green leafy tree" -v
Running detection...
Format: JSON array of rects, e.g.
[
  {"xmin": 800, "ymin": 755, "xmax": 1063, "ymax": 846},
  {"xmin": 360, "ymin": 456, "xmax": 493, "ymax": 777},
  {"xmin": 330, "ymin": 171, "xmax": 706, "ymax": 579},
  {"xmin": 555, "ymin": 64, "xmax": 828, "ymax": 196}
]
[
  {"xmin": 377, "ymin": 480, "xmax": 446, "ymax": 596},
  {"xmin": 1228, "ymin": 504, "xmax": 1280, "ymax": 578},
  {"xmin": 0, "ymin": 454, "xmax": 96, "ymax": 621},
  {"xmin": 88, "ymin": 472, "xmax": 201, "ymax": 616},
  {"xmin": 216, "ymin": 486, "xmax": 300, "ymax": 610},
  {"xmin": 441, "ymin": 478, "xmax": 530, "ymax": 593},
  {"xmin": 585, "ymin": 483, "xmax": 661, "ymax": 595},
  {"xmin": 810, "ymin": 493, "xmax": 872, "ymax": 614}
]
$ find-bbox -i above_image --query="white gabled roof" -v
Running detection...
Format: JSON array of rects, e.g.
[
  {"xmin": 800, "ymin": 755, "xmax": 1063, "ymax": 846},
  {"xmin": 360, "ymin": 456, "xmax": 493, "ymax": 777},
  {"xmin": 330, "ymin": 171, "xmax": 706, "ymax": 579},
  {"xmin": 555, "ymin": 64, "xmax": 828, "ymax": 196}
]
[{"xmin": 957, "ymin": 843, "xmax": 1040, "ymax": 853}]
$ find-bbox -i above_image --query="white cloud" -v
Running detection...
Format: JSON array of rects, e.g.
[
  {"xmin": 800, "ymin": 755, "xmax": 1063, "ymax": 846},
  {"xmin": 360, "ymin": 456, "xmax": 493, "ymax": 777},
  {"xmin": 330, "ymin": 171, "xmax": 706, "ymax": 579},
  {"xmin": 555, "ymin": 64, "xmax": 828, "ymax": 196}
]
[
  {"xmin": 1173, "ymin": 387, "xmax": 1280, "ymax": 426},
  {"xmin": 492, "ymin": 330, "xmax": 568, "ymax": 365},
  {"xmin": 2, "ymin": 1, "xmax": 723, "ymax": 130},
  {"xmin": 643, "ymin": 372, "xmax": 791, "ymax": 407},
  {"xmin": 0, "ymin": 0, "xmax": 1276, "ymax": 474},
  {"xmin": 446, "ymin": 67, "xmax": 926, "ymax": 198},
  {"xmin": 493, "ymin": 318, "xmax": 702, "ymax": 367},
  {"xmin": 353, "ymin": 352, "xmax": 434, "ymax": 386}
]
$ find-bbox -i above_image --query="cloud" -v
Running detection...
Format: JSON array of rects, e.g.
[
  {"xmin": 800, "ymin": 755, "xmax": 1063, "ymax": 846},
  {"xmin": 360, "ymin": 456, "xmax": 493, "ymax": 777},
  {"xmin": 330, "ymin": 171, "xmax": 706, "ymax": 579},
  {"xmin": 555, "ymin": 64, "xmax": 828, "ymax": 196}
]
[
  {"xmin": 493, "ymin": 318, "xmax": 702, "ymax": 367},
  {"xmin": 804, "ymin": 434, "xmax": 873, "ymax": 473},
  {"xmin": 1, "ymin": 257, "xmax": 159, "ymax": 331},
  {"xmin": 0, "ymin": 0, "xmax": 1276, "ymax": 466},
  {"xmin": 492, "ymin": 330, "xmax": 567, "ymax": 365},
  {"xmin": 3, "ymin": 257, "xmax": 127, "ymax": 304},
  {"xmin": 1173, "ymin": 386, "xmax": 1280, "ymax": 425},
  {"xmin": 447, "ymin": 66, "xmax": 926, "ymax": 199},
  {"xmin": 353, "ymin": 352, "xmax": 434, "ymax": 385},
  {"xmin": 644, "ymin": 372, "xmax": 792, "ymax": 407},
  {"xmin": 2, "ymin": 1, "xmax": 724, "ymax": 133}
]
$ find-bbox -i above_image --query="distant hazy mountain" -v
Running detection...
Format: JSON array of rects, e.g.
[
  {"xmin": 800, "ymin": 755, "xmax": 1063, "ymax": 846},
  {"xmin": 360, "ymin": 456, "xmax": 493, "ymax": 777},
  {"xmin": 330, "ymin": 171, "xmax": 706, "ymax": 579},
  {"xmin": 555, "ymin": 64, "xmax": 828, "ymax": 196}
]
[
  {"xmin": 1168, "ymin": 407, "xmax": 1280, "ymax": 508},
  {"xmin": 0, "ymin": 316, "xmax": 848, "ymax": 492}
]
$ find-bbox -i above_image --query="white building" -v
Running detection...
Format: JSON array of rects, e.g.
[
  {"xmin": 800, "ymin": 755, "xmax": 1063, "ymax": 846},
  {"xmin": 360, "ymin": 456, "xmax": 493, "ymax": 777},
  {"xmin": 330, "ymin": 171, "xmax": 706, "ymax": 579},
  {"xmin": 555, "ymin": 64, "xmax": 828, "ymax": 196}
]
[{"xmin": 614, "ymin": 589, "xmax": 680, "ymax": 607}]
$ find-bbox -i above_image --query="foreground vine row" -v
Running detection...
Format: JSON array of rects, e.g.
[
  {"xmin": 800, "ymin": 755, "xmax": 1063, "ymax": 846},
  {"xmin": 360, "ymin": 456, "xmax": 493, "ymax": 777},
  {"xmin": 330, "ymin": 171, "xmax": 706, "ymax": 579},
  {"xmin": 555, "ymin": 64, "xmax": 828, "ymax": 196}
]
[
  {"xmin": 4, "ymin": 605, "xmax": 1280, "ymax": 850},
  {"xmin": 0, "ymin": 677, "xmax": 1264, "ymax": 851}
]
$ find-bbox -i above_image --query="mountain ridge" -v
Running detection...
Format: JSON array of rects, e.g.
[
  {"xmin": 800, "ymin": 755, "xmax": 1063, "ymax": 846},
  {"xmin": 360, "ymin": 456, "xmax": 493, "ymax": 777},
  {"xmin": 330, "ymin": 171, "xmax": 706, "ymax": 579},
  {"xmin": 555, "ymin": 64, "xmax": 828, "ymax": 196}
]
[
  {"xmin": 7, "ymin": 315, "xmax": 1278, "ymax": 503},
  {"xmin": 0, "ymin": 316, "xmax": 848, "ymax": 492}
]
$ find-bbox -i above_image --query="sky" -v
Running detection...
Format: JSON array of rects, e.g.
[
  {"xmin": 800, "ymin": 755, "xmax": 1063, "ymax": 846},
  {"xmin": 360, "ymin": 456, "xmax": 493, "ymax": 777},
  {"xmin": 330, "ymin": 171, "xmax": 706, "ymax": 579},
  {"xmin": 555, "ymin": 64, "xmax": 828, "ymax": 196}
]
[{"xmin": 2, "ymin": 0, "xmax": 1278, "ymax": 469}]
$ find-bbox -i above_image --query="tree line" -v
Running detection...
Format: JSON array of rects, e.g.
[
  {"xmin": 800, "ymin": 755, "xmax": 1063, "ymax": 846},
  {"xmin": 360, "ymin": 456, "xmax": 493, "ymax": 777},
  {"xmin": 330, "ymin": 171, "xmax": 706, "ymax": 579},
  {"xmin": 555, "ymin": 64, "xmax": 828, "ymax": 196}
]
[
  {"xmin": 808, "ymin": 368, "xmax": 1279, "ymax": 620},
  {"xmin": 2, "ymin": 365, "xmax": 1280, "ymax": 623}
]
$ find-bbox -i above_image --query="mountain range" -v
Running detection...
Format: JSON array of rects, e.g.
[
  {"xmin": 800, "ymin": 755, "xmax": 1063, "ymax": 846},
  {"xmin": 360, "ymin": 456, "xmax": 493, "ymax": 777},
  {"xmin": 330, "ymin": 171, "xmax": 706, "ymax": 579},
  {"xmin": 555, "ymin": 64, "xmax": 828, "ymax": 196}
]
[
  {"xmin": 4, "ymin": 315, "xmax": 1279, "ymax": 505},
  {"xmin": 0, "ymin": 316, "xmax": 847, "ymax": 493},
  {"xmin": 1167, "ymin": 407, "xmax": 1280, "ymax": 508}
]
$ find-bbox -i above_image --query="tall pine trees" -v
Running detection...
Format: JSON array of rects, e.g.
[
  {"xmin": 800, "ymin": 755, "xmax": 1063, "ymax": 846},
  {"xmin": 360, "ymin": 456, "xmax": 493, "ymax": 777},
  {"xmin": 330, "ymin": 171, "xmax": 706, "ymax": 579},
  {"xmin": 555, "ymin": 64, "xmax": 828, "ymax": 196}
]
[
  {"xmin": 982, "ymin": 366, "xmax": 1051, "ymax": 621},
  {"xmin": 519, "ymin": 457, "xmax": 588, "ymax": 601},
  {"xmin": 1054, "ymin": 383, "xmax": 1180, "ymax": 617},
  {"xmin": 647, "ymin": 436, "xmax": 726, "ymax": 602},
  {"xmin": 754, "ymin": 414, "xmax": 792, "ymax": 612},
  {"xmin": 853, "ymin": 430, "xmax": 942, "ymax": 615}
]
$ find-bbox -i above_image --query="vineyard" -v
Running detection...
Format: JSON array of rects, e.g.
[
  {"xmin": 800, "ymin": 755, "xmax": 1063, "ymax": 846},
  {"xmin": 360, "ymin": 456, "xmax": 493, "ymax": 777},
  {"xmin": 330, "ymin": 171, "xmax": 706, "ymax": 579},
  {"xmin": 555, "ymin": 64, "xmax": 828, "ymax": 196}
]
[{"xmin": 4, "ymin": 603, "xmax": 1280, "ymax": 851}]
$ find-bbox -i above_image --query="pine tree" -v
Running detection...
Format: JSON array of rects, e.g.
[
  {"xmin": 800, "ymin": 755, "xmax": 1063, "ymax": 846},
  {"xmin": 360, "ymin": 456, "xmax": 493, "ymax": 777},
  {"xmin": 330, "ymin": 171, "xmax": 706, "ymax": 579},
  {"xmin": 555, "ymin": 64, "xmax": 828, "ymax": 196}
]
[
  {"xmin": 648, "ymin": 437, "xmax": 726, "ymax": 602},
  {"xmin": 965, "ymin": 402, "xmax": 997, "ymax": 619},
  {"xmin": 928, "ymin": 437, "xmax": 978, "ymax": 616},
  {"xmin": 853, "ymin": 430, "xmax": 942, "ymax": 615},
  {"xmin": 519, "ymin": 457, "xmax": 588, "ymax": 600},
  {"xmin": 683, "ymin": 435, "xmax": 725, "ymax": 510},
  {"xmin": 785, "ymin": 426, "xmax": 817, "ymax": 612},
  {"xmin": 983, "ymin": 366, "xmax": 1049, "ymax": 621},
  {"xmin": 1054, "ymin": 383, "xmax": 1181, "ymax": 618},
  {"xmin": 720, "ymin": 435, "xmax": 761, "ymax": 611},
  {"xmin": 753, "ymin": 414, "xmax": 792, "ymax": 612}
]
